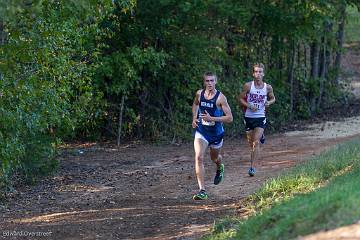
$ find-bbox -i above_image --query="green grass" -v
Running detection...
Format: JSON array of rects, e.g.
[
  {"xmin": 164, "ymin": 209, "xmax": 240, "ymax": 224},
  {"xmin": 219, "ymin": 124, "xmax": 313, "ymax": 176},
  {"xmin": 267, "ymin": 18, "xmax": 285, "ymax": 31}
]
[
  {"xmin": 345, "ymin": 6, "xmax": 360, "ymax": 43},
  {"xmin": 205, "ymin": 137, "xmax": 360, "ymax": 240}
]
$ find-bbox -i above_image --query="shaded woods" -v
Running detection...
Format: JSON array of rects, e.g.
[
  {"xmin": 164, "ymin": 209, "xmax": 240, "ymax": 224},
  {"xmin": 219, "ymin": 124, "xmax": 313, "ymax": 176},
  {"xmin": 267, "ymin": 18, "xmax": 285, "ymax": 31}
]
[{"xmin": 0, "ymin": 0, "xmax": 359, "ymax": 191}]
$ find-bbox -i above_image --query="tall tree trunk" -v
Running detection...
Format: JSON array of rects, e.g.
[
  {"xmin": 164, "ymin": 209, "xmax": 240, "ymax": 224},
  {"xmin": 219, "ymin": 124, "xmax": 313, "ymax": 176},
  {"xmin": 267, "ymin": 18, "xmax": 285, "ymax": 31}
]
[
  {"xmin": 310, "ymin": 41, "xmax": 320, "ymax": 79},
  {"xmin": 137, "ymin": 71, "xmax": 149, "ymax": 139},
  {"xmin": 270, "ymin": 35, "xmax": 279, "ymax": 70},
  {"xmin": 304, "ymin": 43, "xmax": 308, "ymax": 80},
  {"xmin": 287, "ymin": 41, "xmax": 296, "ymax": 117},
  {"xmin": 319, "ymin": 22, "xmax": 332, "ymax": 79},
  {"xmin": 224, "ymin": 17, "xmax": 236, "ymax": 79},
  {"xmin": 277, "ymin": 38, "xmax": 285, "ymax": 81},
  {"xmin": 318, "ymin": 21, "xmax": 332, "ymax": 109},
  {"xmin": 310, "ymin": 41, "xmax": 320, "ymax": 114},
  {"xmin": 117, "ymin": 95, "xmax": 125, "ymax": 146},
  {"xmin": 0, "ymin": 20, "xmax": 4, "ymax": 81},
  {"xmin": 334, "ymin": 3, "xmax": 346, "ymax": 85},
  {"xmin": 0, "ymin": 20, "xmax": 5, "ymax": 45},
  {"xmin": 325, "ymin": 48, "xmax": 332, "ymax": 79},
  {"xmin": 297, "ymin": 42, "xmax": 301, "ymax": 67},
  {"xmin": 318, "ymin": 39, "xmax": 326, "ymax": 109}
]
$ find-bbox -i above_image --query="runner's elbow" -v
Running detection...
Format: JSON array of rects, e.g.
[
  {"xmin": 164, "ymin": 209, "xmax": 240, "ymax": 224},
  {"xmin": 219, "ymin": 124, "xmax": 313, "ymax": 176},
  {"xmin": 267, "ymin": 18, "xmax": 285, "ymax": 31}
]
[{"xmin": 227, "ymin": 115, "xmax": 233, "ymax": 123}]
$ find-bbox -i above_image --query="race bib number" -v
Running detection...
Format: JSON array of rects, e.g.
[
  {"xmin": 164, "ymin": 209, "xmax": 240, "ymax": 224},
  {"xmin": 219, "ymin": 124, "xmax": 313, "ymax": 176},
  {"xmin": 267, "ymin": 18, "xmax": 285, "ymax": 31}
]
[{"xmin": 201, "ymin": 118, "xmax": 215, "ymax": 126}]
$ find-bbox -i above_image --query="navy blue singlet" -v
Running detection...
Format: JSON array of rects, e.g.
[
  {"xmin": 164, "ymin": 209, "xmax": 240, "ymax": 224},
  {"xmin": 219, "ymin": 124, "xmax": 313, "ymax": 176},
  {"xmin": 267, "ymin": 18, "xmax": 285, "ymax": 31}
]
[{"xmin": 196, "ymin": 90, "xmax": 224, "ymax": 143}]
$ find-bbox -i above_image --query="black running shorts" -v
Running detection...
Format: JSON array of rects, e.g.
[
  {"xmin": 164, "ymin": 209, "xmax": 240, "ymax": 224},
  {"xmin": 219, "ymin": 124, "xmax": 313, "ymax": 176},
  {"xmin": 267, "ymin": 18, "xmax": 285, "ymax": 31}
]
[{"xmin": 244, "ymin": 117, "xmax": 266, "ymax": 131}]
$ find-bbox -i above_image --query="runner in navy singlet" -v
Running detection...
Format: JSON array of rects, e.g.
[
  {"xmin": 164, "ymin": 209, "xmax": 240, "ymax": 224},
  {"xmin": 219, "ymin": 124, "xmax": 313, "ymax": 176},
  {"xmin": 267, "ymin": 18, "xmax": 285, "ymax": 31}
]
[{"xmin": 191, "ymin": 72, "xmax": 233, "ymax": 200}]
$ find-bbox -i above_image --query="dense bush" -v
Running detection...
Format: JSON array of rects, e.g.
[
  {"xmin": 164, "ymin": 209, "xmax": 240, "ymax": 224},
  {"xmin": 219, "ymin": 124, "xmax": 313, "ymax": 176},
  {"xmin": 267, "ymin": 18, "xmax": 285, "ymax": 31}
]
[{"xmin": 0, "ymin": 0, "xmax": 113, "ymax": 190}]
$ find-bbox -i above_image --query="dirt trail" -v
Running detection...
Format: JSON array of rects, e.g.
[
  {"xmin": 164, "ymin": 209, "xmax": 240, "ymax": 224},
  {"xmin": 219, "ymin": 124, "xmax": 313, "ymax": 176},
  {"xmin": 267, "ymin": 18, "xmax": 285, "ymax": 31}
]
[
  {"xmin": 1, "ymin": 46, "xmax": 360, "ymax": 240},
  {"xmin": 1, "ymin": 131, "xmax": 359, "ymax": 240}
]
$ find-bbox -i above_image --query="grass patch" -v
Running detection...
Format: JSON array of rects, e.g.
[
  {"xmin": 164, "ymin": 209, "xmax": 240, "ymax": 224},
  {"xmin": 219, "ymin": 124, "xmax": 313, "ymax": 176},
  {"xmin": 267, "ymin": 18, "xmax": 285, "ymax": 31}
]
[
  {"xmin": 206, "ymin": 137, "xmax": 360, "ymax": 240},
  {"xmin": 345, "ymin": 5, "xmax": 360, "ymax": 43}
]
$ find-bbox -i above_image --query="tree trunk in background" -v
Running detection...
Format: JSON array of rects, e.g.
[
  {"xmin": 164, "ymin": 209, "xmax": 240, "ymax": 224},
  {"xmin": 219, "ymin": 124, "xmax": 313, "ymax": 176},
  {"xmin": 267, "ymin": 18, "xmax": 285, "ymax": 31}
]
[
  {"xmin": 297, "ymin": 43, "xmax": 301, "ymax": 67},
  {"xmin": 319, "ymin": 39, "xmax": 325, "ymax": 79},
  {"xmin": 326, "ymin": 48, "xmax": 332, "ymax": 79},
  {"xmin": 287, "ymin": 41, "xmax": 296, "ymax": 117},
  {"xmin": 318, "ymin": 39, "xmax": 326, "ymax": 109},
  {"xmin": 0, "ymin": 20, "xmax": 5, "ymax": 45},
  {"xmin": 334, "ymin": 3, "xmax": 346, "ymax": 85},
  {"xmin": 224, "ymin": 17, "xmax": 236, "ymax": 79},
  {"xmin": 276, "ymin": 38, "xmax": 284, "ymax": 82},
  {"xmin": 269, "ymin": 35, "xmax": 279, "ymax": 77},
  {"xmin": 137, "ymin": 71, "xmax": 149, "ymax": 139},
  {"xmin": 304, "ymin": 44, "xmax": 308, "ymax": 80},
  {"xmin": 318, "ymin": 22, "xmax": 332, "ymax": 108},
  {"xmin": 295, "ymin": 43, "xmax": 303, "ymax": 112},
  {"xmin": 310, "ymin": 41, "xmax": 320, "ymax": 114},
  {"xmin": 138, "ymin": 88, "xmax": 148, "ymax": 139},
  {"xmin": 0, "ymin": 21, "xmax": 3, "ymax": 81},
  {"xmin": 310, "ymin": 41, "xmax": 320, "ymax": 79},
  {"xmin": 117, "ymin": 95, "xmax": 125, "ymax": 146},
  {"xmin": 323, "ymin": 36, "xmax": 332, "ymax": 103}
]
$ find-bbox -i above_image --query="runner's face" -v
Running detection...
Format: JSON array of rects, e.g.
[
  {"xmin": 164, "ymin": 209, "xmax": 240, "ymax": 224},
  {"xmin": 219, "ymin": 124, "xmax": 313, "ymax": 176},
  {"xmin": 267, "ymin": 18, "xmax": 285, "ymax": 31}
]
[
  {"xmin": 204, "ymin": 76, "xmax": 216, "ymax": 90},
  {"xmin": 253, "ymin": 67, "xmax": 264, "ymax": 81}
]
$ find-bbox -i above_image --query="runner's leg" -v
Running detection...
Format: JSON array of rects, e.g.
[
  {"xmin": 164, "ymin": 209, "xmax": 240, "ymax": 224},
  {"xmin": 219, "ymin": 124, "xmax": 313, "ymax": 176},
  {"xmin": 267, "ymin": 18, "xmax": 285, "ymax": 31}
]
[
  {"xmin": 246, "ymin": 130, "xmax": 255, "ymax": 168},
  {"xmin": 194, "ymin": 137, "xmax": 208, "ymax": 190},
  {"xmin": 210, "ymin": 146, "xmax": 224, "ymax": 185},
  {"xmin": 251, "ymin": 127, "xmax": 264, "ymax": 169},
  {"xmin": 210, "ymin": 146, "xmax": 222, "ymax": 168}
]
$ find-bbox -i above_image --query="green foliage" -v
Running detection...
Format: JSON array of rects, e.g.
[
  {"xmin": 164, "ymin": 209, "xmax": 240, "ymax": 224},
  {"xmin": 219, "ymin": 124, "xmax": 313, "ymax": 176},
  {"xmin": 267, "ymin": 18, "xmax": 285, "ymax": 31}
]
[
  {"xmin": 1, "ymin": 0, "xmax": 359, "ymax": 191},
  {"xmin": 41, "ymin": 0, "xmax": 358, "ymax": 142},
  {"xmin": 94, "ymin": 0, "xmax": 231, "ymax": 140},
  {"xmin": 0, "ymin": 0, "xmax": 115, "ymax": 189}
]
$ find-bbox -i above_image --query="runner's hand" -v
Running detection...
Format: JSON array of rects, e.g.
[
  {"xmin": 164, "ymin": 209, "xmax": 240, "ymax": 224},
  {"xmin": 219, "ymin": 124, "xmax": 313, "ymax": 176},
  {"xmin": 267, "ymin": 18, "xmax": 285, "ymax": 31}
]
[
  {"xmin": 248, "ymin": 103, "xmax": 258, "ymax": 112},
  {"xmin": 192, "ymin": 118, "xmax": 199, "ymax": 128},
  {"xmin": 199, "ymin": 110, "xmax": 212, "ymax": 122}
]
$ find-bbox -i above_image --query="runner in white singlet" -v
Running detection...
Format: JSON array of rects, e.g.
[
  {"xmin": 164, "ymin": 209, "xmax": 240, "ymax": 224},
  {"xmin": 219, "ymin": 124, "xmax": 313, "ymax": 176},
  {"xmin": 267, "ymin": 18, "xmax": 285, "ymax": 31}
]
[{"xmin": 238, "ymin": 63, "xmax": 276, "ymax": 176}]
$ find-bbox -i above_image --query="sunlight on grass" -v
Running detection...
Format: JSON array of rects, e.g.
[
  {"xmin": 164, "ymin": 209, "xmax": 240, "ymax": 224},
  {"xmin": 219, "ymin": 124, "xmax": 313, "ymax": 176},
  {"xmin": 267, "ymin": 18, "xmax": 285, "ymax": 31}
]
[
  {"xmin": 345, "ymin": 6, "xmax": 360, "ymax": 43},
  {"xmin": 206, "ymin": 137, "xmax": 360, "ymax": 240}
]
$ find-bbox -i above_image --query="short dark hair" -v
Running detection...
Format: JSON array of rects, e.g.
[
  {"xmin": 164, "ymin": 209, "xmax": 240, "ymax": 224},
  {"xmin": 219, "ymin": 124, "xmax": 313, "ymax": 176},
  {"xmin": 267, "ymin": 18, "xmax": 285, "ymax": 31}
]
[
  {"xmin": 253, "ymin": 63, "xmax": 265, "ymax": 72},
  {"xmin": 203, "ymin": 71, "xmax": 217, "ymax": 81}
]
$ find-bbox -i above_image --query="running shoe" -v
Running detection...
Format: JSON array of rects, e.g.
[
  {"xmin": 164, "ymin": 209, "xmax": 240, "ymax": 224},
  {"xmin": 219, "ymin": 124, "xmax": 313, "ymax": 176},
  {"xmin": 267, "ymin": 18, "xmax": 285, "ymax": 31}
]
[
  {"xmin": 260, "ymin": 134, "xmax": 265, "ymax": 144},
  {"xmin": 193, "ymin": 189, "xmax": 208, "ymax": 200},
  {"xmin": 213, "ymin": 163, "xmax": 224, "ymax": 185},
  {"xmin": 248, "ymin": 167, "xmax": 256, "ymax": 177}
]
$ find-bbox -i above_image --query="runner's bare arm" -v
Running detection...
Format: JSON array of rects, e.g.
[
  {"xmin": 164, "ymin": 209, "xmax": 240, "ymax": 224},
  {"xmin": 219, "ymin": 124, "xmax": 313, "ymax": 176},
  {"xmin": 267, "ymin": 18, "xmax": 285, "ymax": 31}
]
[
  {"xmin": 192, "ymin": 90, "xmax": 201, "ymax": 128},
  {"xmin": 200, "ymin": 94, "xmax": 233, "ymax": 123},
  {"xmin": 238, "ymin": 82, "xmax": 251, "ymax": 108},
  {"xmin": 265, "ymin": 84, "xmax": 276, "ymax": 106}
]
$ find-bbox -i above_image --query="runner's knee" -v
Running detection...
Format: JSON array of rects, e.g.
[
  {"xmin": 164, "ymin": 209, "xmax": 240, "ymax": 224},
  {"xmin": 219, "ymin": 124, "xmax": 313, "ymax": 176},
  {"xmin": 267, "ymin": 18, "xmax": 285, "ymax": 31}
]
[
  {"xmin": 195, "ymin": 155, "xmax": 204, "ymax": 164},
  {"xmin": 251, "ymin": 141, "xmax": 259, "ymax": 150},
  {"xmin": 211, "ymin": 154, "xmax": 221, "ymax": 163}
]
